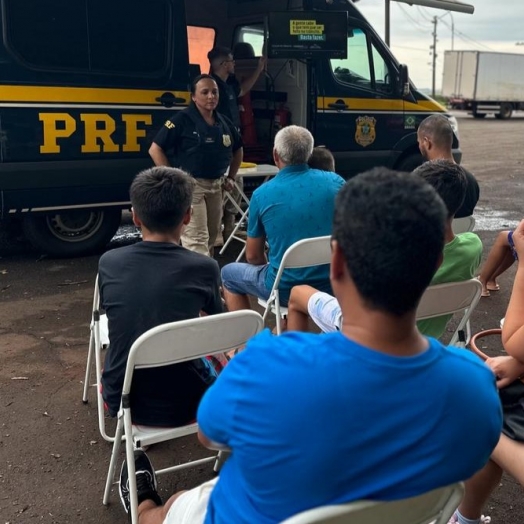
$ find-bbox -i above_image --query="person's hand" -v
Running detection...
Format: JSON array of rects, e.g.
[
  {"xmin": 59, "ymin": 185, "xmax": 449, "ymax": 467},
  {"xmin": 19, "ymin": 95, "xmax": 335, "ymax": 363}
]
[
  {"xmin": 511, "ymin": 219, "xmax": 524, "ymax": 261},
  {"xmin": 485, "ymin": 355, "xmax": 524, "ymax": 388},
  {"xmin": 224, "ymin": 177, "xmax": 235, "ymax": 192}
]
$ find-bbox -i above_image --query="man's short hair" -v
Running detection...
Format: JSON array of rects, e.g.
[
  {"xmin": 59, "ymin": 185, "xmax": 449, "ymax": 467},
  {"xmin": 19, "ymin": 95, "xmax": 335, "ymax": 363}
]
[
  {"xmin": 274, "ymin": 125, "xmax": 314, "ymax": 165},
  {"xmin": 130, "ymin": 167, "xmax": 195, "ymax": 233},
  {"xmin": 417, "ymin": 114, "xmax": 454, "ymax": 150},
  {"xmin": 308, "ymin": 146, "xmax": 335, "ymax": 172},
  {"xmin": 207, "ymin": 46, "xmax": 232, "ymax": 65},
  {"xmin": 332, "ymin": 168, "xmax": 446, "ymax": 316},
  {"xmin": 412, "ymin": 160, "xmax": 467, "ymax": 218}
]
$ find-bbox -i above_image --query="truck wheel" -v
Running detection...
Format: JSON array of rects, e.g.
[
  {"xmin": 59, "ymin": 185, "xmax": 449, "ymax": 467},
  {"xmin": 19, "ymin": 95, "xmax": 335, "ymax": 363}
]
[
  {"xmin": 495, "ymin": 103, "xmax": 513, "ymax": 120},
  {"xmin": 22, "ymin": 209, "xmax": 122, "ymax": 257},
  {"xmin": 397, "ymin": 153, "xmax": 424, "ymax": 172}
]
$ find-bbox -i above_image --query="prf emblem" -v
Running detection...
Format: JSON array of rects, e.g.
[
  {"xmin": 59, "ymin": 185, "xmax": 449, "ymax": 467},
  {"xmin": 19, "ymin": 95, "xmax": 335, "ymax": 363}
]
[
  {"xmin": 355, "ymin": 116, "xmax": 376, "ymax": 147},
  {"xmin": 222, "ymin": 134, "xmax": 232, "ymax": 147}
]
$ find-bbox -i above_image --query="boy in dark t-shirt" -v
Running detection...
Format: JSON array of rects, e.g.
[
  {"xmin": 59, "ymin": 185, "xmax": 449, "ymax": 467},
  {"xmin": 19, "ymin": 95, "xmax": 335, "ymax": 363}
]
[{"xmin": 99, "ymin": 167, "xmax": 223, "ymax": 426}]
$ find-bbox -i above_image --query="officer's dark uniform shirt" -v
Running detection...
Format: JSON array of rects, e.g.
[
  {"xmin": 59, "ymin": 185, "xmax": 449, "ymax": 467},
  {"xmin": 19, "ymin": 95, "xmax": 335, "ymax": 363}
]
[
  {"xmin": 153, "ymin": 103, "xmax": 242, "ymax": 179},
  {"xmin": 211, "ymin": 73, "xmax": 241, "ymax": 129}
]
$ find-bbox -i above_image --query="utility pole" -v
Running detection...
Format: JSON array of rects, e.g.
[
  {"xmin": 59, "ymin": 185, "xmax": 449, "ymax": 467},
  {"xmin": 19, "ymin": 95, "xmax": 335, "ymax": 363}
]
[
  {"xmin": 385, "ymin": 0, "xmax": 391, "ymax": 46},
  {"xmin": 430, "ymin": 16, "xmax": 438, "ymax": 97}
]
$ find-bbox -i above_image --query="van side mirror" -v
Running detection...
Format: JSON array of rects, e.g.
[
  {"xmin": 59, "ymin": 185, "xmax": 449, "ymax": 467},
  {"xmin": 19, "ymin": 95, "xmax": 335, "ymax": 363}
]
[{"xmin": 399, "ymin": 64, "xmax": 410, "ymax": 97}]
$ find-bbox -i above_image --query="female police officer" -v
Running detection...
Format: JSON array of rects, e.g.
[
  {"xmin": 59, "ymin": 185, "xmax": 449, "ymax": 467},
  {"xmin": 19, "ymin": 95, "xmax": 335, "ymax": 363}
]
[{"xmin": 149, "ymin": 74, "xmax": 243, "ymax": 256}]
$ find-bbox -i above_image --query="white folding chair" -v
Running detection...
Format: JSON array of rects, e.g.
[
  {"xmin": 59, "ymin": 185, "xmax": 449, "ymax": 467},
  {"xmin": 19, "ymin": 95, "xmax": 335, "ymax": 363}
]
[
  {"xmin": 416, "ymin": 278, "xmax": 483, "ymax": 348},
  {"xmin": 82, "ymin": 275, "xmax": 114, "ymax": 442},
  {"xmin": 452, "ymin": 216, "xmax": 475, "ymax": 234},
  {"xmin": 280, "ymin": 482, "xmax": 464, "ymax": 524},
  {"xmin": 258, "ymin": 236, "xmax": 332, "ymax": 335},
  {"xmin": 102, "ymin": 310, "xmax": 264, "ymax": 524}
]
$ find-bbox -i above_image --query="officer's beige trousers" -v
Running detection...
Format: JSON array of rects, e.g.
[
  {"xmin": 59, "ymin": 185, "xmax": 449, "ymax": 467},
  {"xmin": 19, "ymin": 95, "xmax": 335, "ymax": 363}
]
[{"xmin": 182, "ymin": 177, "xmax": 223, "ymax": 257}]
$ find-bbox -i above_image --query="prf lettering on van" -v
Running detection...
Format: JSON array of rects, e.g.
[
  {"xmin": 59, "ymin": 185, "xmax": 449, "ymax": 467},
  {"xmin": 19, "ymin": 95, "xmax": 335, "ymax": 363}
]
[{"xmin": 39, "ymin": 112, "xmax": 153, "ymax": 154}]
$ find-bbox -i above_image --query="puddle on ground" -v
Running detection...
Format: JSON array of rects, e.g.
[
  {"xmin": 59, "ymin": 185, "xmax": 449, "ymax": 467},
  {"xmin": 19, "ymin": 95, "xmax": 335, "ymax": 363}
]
[
  {"xmin": 474, "ymin": 207, "xmax": 521, "ymax": 232},
  {"xmin": 110, "ymin": 224, "xmax": 142, "ymax": 246}
]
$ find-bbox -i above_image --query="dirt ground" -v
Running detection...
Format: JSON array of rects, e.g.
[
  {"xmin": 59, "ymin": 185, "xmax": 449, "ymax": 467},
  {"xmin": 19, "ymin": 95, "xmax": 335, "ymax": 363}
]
[{"xmin": 1, "ymin": 111, "xmax": 524, "ymax": 523}]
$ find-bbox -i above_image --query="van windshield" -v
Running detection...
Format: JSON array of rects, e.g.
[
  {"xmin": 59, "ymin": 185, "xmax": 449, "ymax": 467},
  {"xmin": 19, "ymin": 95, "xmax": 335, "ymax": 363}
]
[{"xmin": 331, "ymin": 27, "xmax": 393, "ymax": 94}]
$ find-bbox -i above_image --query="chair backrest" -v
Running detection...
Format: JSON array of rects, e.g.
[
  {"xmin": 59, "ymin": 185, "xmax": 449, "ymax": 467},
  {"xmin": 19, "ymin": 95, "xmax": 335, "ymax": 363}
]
[
  {"xmin": 121, "ymin": 311, "xmax": 264, "ymax": 395},
  {"xmin": 416, "ymin": 278, "xmax": 482, "ymax": 346},
  {"xmin": 280, "ymin": 482, "xmax": 464, "ymax": 524},
  {"xmin": 416, "ymin": 279, "xmax": 482, "ymax": 320},
  {"xmin": 452, "ymin": 216, "xmax": 475, "ymax": 235},
  {"xmin": 271, "ymin": 236, "xmax": 332, "ymax": 292}
]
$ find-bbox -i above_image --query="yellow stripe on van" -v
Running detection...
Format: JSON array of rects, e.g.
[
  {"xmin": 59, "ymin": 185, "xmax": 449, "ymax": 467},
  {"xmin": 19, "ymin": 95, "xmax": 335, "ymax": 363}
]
[
  {"xmin": 0, "ymin": 85, "xmax": 191, "ymax": 105},
  {"xmin": 318, "ymin": 97, "xmax": 446, "ymax": 112}
]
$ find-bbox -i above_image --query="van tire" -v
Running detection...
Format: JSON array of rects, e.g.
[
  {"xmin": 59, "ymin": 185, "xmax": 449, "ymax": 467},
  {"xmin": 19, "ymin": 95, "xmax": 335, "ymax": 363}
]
[
  {"xmin": 22, "ymin": 209, "xmax": 122, "ymax": 257},
  {"xmin": 397, "ymin": 153, "xmax": 424, "ymax": 172}
]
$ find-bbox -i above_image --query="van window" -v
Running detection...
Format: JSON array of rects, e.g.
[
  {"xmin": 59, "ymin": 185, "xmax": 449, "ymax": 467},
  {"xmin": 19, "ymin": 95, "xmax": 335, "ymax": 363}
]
[
  {"xmin": 4, "ymin": 0, "xmax": 89, "ymax": 70},
  {"xmin": 331, "ymin": 28, "xmax": 392, "ymax": 94},
  {"xmin": 3, "ymin": 0, "xmax": 169, "ymax": 75},
  {"xmin": 234, "ymin": 24, "xmax": 264, "ymax": 57},
  {"xmin": 187, "ymin": 26, "xmax": 216, "ymax": 75},
  {"xmin": 88, "ymin": 0, "xmax": 169, "ymax": 74}
]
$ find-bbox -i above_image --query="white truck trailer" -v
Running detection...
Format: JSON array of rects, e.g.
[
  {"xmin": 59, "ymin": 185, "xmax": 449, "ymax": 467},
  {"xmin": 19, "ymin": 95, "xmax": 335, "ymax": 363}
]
[{"xmin": 442, "ymin": 50, "xmax": 524, "ymax": 119}]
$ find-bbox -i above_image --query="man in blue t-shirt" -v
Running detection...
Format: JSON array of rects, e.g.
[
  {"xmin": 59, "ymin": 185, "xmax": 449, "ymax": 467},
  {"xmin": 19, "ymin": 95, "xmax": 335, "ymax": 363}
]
[
  {"xmin": 119, "ymin": 168, "xmax": 502, "ymax": 524},
  {"xmin": 221, "ymin": 124, "xmax": 344, "ymax": 312}
]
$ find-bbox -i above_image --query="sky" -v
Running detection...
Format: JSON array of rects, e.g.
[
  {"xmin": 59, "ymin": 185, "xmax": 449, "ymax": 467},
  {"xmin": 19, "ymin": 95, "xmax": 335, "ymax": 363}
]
[{"xmin": 354, "ymin": 0, "xmax": 524, "ymax": 90}]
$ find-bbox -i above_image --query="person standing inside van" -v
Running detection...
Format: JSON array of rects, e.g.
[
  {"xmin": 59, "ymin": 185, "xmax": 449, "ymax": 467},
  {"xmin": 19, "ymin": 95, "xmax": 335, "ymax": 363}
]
[
  {"xmin": 207, "ymin": 45, "xmax": 266, "ymax": 130},
  {"xmin": 149, "ymin": 74, "xmax": 243, "ymax": 257},
  {"xmin": 208, "ymin": 46, "xmax": 266, "ymax": 244}
]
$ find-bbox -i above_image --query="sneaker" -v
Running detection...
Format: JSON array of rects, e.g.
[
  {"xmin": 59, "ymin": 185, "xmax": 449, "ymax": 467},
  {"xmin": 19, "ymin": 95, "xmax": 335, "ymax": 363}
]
[
  {"xmin": 448, "ymin": 514, "xmax": 491, "ymax": 524},
  {"xmin": 119, "ymin": 449, "xmax": 162, "ymax": 514}
]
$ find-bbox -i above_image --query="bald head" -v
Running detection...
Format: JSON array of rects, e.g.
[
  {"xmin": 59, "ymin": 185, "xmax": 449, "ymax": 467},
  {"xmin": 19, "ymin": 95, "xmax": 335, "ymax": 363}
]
[{"xmin": 417, "ymin": 114, "xmax": 454, "ymax": 160}]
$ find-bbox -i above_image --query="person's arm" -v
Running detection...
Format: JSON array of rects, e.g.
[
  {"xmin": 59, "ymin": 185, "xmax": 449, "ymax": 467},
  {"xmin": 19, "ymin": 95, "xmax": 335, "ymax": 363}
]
[
  {"xmin": 202, "ymin": 260, "xmax": 224, "ymax": 315},
  {"xmin": 502, "ymin": 219, "xmax": 524, "ymax": 360},
  {"xmin": 197, "ymin": 337, "xmax": 260, "ymax": 451},
  {"xmin": 485, "ymin": 355, "xmax": 524, "ymax": 388},
  {"xmin": 224, "ymin": 147, "xmax": 243, "ymax": 192},
  {"xmin": 148, "ymin": 114, "xmax": 181, "ymax": 167},
  {"xmin": 197, "ymin": 429, "xmax": 230, "ymax": 451},
  {"xmin": 246, "ymin": 236, "xmax": 267, "ymax": 265},
  {"xmin": 239, "ymin": 56, "xmax": 266, "ymax": 97},
  {"xmin": 148, "ymin": 142, "xmax": 170, "ymax": 167}
]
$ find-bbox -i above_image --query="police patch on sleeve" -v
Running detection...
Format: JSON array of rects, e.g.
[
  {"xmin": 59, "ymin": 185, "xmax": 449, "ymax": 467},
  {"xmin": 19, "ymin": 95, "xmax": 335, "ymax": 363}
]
[{"xmin": 164, "ymin": 120, "xmax": 175, "ymax": 129}]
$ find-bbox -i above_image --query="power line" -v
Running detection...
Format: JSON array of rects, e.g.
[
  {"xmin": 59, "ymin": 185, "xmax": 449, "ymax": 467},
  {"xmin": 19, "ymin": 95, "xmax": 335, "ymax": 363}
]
[
  {"xmin": 396, "ymin": 4, "xmax": 429, "ymax": 34},
  {"xmin": 438, "ymin": 19, "xmax": 495, "ymax": 51},
  {"xmin": 416, "ymin": 6, "xmax": 433, "ymax": 22}
]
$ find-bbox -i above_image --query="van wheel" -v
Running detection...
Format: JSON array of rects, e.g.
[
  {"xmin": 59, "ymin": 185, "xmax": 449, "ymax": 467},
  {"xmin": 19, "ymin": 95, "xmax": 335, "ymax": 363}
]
[
  {"xmin": 22, "ymin": 209, "xmax": 122, "ymax": 257},
  {"xmin": 397, "ymin": 153, "xmax": 424, "ymax": 172},
  {"xmin": 495, "ymin": 103, "xmax": 513, "ymax": 120}
]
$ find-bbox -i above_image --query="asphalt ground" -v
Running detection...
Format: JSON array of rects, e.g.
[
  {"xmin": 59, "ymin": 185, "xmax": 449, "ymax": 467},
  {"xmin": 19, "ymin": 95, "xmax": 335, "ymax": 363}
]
[{"xmin": 1, "ymin": 110, "xmax": 524, "ymax": 523}]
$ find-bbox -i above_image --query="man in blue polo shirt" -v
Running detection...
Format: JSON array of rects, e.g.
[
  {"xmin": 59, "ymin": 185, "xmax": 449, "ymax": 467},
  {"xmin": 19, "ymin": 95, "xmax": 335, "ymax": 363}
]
[{"xmin": 220, "ymin": 125, "xmax": 344, "ymax": 312}]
